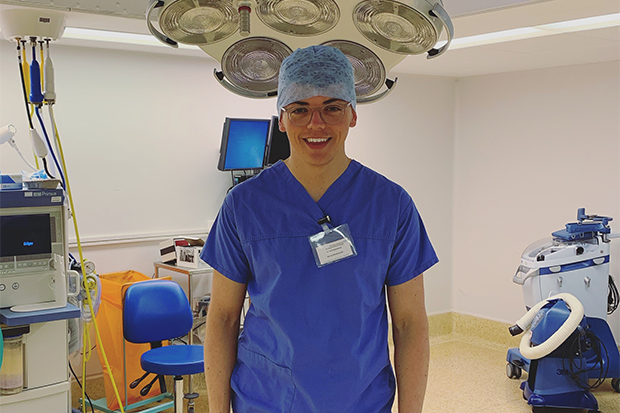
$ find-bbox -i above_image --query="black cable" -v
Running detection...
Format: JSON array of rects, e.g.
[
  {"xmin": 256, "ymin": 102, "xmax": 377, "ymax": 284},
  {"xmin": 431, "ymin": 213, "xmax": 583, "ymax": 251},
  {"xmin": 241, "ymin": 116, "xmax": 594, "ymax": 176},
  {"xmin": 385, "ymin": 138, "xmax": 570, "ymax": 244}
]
[
  {"xmin": 68, "ymin": 360, "xmax": 95, "ymax": 413},
  {"xmin": 192, "ymin": 321, "xmax": 206, "ymax": 331},
  {"xmin": 609, "ymin": 275, "xmax": 619, "ymax": 315},
  {"xmin": 42, "ymin": 157, "xmax": 56, "ymax": 179},
  {"xmin": 16, "ymin": 40, "xmax": 34, "ymax": 129},
  {"xmin": 563, "ymin": 329, "xmax": 608, "ymax": 390}
]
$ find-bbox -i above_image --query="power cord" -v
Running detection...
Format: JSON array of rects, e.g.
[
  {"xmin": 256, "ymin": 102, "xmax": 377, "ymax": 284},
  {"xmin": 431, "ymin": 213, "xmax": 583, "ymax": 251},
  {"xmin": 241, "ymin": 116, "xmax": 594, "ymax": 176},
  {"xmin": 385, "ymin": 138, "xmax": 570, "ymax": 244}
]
[
  {"xmin": 563, "ymin": 327, "xmax": 608, "ymax": 390},
  {"xmin": 68, "ymin": 360, "xmax": 95, "ymax": 413}
]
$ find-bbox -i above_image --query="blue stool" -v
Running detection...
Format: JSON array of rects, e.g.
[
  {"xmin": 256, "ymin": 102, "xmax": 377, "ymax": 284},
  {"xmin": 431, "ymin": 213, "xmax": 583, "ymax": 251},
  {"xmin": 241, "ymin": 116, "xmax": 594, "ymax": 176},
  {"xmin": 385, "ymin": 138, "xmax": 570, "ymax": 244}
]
[{"xmin": 123, "ymin": 280, "xmax": 204, "ymax": 413}]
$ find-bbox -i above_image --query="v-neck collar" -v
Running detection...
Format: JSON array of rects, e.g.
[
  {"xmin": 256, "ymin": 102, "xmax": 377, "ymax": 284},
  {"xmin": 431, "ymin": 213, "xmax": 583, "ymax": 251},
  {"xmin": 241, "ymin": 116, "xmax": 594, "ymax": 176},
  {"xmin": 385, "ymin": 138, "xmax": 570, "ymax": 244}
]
[{"xmin": 275, "ymin": 159, "xmax": 361, "ymax": 225}]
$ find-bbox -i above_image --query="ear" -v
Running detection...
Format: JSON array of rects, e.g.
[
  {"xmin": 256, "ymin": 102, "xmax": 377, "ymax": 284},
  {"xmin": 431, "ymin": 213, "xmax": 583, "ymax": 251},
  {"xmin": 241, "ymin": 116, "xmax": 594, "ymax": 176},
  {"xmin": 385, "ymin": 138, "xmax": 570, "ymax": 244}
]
[
  {"xmin": 349, "ymin": 108, "xmax": 357, "ymax": 128},
  {"xmin": 279, "ymin": 114, "xmax": 287, "ymax": 132}
]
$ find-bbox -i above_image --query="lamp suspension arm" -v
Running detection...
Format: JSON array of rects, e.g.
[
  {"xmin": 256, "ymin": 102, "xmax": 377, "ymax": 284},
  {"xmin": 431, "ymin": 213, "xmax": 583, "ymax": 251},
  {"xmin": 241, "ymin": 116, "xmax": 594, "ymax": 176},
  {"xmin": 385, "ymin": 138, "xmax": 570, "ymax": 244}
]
[
  {"xmin": 357, "ymin": 77, "xmax": 398, "ymax": 104},
  {"xmin": 146, "ymin": 0, "xmax": 178, "ymax": 48},
  {"xmin": 213, "ymin": 69, "xmax": 277, "ymax": 99},
  {"xmin": 427, "ymin": 2, "xmax": 453, "ymax": 59}
]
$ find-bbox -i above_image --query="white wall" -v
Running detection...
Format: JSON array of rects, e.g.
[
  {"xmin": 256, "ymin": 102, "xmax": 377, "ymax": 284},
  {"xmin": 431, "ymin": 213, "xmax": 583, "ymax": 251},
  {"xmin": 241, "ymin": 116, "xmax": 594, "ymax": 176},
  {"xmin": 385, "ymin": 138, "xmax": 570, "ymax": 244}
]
[
  {"xmin": 452, "ymin": 61, "xmax": 620, "ymax": 339},
  {"xmin": 0, "ymin": 41, "xmax": 455, "ymax": 315}
]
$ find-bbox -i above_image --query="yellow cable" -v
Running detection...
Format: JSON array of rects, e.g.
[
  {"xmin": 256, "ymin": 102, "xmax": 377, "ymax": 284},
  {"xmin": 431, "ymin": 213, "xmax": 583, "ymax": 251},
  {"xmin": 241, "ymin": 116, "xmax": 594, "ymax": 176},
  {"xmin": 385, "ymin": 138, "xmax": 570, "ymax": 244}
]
[
  {"xmin": 21, "ymin": 44, "xmax": 29, "ymax": 97},
  {"xmin": 49, "ymin": 107, "xmax": 126, "ymax": 413},
  {"xmin": 21, "ymin": 44, "xmax": 39, "ymax": 170}
]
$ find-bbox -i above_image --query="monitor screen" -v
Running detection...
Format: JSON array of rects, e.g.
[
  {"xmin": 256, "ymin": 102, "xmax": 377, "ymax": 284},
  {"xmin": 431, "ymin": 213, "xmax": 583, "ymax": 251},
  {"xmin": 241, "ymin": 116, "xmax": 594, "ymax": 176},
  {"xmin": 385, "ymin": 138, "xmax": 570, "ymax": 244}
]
[
  {"xmin": 217, "ymin": 118, "xmax": 271, "ymax": 171},
  {"xmin": 266, "ymin": 115, "xmax": 291, "ymax": 166},
  {"xmin": 0, "ymin": 214, "xmax": 52, "ymax": 258}
]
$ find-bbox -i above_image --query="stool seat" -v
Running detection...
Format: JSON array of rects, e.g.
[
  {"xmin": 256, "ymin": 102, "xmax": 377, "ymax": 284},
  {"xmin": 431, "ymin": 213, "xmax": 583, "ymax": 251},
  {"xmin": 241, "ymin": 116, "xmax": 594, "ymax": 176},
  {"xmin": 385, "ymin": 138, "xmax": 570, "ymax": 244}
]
[{"xmin": 141, "ymin": 344, "xmax": 204, "ymax": 376}]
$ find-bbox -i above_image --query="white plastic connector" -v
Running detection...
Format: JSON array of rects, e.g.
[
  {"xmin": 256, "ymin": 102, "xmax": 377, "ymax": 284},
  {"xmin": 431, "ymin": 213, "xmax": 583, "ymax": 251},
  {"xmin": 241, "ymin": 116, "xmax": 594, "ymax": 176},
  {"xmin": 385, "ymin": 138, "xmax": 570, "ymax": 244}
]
[
  {"xmin": 44, "ymin": 56, "xmax": 56, "ymax": 102},
  {"xmin": 0, "ymin": 124, "xmax": 17, "ymax": 145},
  {"xmin": 30, "ymin": 128, "xmax": 48, "ymax": 157}
]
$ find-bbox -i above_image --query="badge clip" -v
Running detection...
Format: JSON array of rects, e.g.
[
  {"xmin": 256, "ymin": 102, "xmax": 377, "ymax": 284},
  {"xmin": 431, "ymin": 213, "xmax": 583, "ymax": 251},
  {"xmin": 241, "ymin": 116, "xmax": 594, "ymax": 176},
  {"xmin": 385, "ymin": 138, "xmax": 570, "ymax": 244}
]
[{"xmin": 309, "ymin": 217, "xmax": 357, "ymax": 268}]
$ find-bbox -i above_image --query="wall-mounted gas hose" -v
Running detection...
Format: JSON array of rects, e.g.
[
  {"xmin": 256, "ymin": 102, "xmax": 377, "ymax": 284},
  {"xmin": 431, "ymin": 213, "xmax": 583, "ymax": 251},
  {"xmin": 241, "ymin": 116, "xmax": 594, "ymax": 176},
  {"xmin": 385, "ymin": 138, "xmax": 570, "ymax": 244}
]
[{"xmin": 510, "ymin": 293, "xmax": 584, "ymax": 360}]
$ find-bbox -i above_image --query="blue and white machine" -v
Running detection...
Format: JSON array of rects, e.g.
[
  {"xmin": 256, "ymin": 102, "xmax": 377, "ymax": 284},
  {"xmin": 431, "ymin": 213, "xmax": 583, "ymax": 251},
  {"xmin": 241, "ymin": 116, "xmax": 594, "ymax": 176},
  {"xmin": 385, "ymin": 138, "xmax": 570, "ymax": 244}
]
[{"xmin": 507, "ymin": 209, "xmax": 620, "ymax": 413}]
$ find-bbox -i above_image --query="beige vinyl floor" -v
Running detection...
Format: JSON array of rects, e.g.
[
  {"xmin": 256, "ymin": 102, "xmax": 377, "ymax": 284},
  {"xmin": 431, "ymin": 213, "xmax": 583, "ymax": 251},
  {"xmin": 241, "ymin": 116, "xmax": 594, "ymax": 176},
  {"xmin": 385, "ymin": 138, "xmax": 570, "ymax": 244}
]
[{"xmin": 72, "ymin": 337, "xmax": 620, "ymax": 413}]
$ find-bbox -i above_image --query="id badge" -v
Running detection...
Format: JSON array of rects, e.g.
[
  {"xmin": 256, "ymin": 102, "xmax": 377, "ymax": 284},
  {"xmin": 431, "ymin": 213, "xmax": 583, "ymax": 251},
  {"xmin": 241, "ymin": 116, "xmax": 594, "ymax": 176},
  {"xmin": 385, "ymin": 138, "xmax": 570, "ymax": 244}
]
[{"xmin": 309, "ymin": 217, "xmax": 357, "ymax": 268}]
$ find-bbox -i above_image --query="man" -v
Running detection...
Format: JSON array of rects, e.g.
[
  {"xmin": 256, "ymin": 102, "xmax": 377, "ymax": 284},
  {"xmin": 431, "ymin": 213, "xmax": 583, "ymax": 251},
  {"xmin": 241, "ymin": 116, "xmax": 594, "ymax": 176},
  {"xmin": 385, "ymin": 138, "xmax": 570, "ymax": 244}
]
[{"xmin": 202, "ymin": 45, "xmax": 438, "ymax": 413}]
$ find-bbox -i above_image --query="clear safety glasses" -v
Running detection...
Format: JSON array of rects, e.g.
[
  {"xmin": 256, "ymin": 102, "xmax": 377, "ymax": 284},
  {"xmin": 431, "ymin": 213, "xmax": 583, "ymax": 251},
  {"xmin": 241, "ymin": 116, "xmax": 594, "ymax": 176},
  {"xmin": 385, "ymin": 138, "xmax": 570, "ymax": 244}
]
[{"xmin": 282, "ymin": 102, "xmax": 351, "ymax": 126}]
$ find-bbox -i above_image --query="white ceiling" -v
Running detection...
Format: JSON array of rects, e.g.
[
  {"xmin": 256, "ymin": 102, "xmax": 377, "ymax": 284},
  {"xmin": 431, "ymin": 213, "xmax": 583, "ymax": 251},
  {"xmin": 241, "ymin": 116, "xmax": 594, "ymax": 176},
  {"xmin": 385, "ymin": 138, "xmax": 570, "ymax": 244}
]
[{"xmin": 0, "ymin": 0, "xmax": 618, "ymax": 78}]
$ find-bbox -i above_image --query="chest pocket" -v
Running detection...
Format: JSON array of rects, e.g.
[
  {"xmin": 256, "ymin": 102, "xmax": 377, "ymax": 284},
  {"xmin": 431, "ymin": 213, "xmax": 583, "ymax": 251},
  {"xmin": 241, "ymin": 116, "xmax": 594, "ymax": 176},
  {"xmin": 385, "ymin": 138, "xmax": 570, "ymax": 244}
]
[{"xmin": 231, "ymin": 345, "xmax": 296, "ymax": 413}]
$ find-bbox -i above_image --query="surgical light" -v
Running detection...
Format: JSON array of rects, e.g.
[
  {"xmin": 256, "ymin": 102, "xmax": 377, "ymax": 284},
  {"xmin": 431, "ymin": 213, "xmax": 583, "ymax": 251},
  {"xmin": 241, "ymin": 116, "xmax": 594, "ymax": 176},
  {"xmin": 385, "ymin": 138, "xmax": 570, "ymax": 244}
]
[
  {"xmin": 353, "ymin": 0, "xmax": 452, "ymax": 56},
  {"xmin": 146, "ymin": 0, "xmax": 454, "ymax": 103},
  {"xmin": 152, "ymin": 0, "xmax": 240, "ymax": 46},
  {"xmin": 219, "ymin": 37, "xmax": 292, "ymax": 97},
  {"xmin": 257, "ymin": 0, "xmax": 340, "ymax": 36}
]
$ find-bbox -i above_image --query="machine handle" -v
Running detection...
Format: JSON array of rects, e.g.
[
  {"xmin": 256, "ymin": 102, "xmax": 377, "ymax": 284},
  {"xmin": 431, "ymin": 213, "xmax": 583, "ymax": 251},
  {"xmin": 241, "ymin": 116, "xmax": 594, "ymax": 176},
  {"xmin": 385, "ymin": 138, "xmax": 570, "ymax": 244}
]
[
  {"xmin": 427, "ymin": 3, "xmax": 454, "ymax": 59},
  {"xmin": 67, "ymin": 270, "xmax": 80, "ymax": 297},
  {"xmin": 513, "ymin": 266, "xmax": 539, "ymax": 285}
]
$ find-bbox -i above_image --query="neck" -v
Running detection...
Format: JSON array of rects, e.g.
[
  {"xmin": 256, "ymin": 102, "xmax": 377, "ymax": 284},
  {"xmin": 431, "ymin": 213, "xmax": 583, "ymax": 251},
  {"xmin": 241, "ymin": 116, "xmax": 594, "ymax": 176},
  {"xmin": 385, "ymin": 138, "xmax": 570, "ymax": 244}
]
[{"xmin": 285, "ymin": 155, "xmax": 351, "ymax": 202}]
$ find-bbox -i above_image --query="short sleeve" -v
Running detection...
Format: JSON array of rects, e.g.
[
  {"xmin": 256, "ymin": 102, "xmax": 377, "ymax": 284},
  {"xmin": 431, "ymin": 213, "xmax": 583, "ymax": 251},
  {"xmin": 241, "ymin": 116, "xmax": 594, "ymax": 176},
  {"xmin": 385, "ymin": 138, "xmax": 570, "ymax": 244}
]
[
  {"xmin": 200, "ymin": 196, "xmax": 251, "ymax": 284},
  {"xmin": 385, "ymin": 197, "xmax": 438, "ymax": 286}
]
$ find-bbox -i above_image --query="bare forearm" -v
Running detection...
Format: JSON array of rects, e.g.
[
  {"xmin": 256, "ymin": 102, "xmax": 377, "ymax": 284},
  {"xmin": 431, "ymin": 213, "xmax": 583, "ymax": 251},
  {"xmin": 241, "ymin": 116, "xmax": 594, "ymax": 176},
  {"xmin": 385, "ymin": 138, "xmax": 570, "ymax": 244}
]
[
  {"xmin": 205, "ymin": 311, "xmax": 240, "ymax": 413},
  {"xmin": 393, "ymin": 319, "xmax": 430, "ymax": 413}
]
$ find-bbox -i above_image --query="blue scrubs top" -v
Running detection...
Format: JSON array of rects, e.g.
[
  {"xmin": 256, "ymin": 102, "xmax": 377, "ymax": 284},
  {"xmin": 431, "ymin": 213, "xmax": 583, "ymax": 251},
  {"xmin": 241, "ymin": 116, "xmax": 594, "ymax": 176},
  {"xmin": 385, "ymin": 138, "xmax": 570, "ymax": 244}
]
[{"xmin": 201, "ymin": 160, "xmax": 438, "ymax": 413}]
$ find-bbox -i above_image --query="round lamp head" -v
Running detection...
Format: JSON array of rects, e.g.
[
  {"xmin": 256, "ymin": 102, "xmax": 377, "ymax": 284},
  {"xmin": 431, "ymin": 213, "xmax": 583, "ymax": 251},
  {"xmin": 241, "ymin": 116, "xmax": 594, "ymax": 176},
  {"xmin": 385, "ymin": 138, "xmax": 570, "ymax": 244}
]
[
  {"xmin": 221, "ymin": 37, "xmax": 292, "ymax": 94},
  {"xmin": 354, "ymin": 0, "xmax": 442, "ymax": 55},
  {"xmin": 158, "ymin": 0, "xmax": 239, "ymax": 45},
  {"xmin": 257, "ymin": 0, "xmax": 340, "ymax": 36}
]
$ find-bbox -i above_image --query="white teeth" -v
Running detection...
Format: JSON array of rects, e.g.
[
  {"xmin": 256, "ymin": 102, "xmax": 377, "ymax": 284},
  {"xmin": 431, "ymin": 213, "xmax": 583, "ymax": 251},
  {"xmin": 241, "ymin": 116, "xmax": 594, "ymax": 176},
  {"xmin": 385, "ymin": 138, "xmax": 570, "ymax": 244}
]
[{"xmin": 306, "ymin": 138, "xmax": 329, "ymax": 143}]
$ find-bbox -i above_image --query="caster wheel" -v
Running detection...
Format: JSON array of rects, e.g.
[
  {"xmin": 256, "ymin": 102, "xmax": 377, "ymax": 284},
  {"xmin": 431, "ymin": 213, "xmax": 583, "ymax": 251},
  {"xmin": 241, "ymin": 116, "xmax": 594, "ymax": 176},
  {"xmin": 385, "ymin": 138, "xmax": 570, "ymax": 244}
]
[
  {"xmin": 612, "ymin": 377, "xmax": 620, "ymax": 393},
  {"xmin": 506, "ymin": 363, "xmax": 522, "ymax": 379},
  {"xmin": 187, "ymin": 407, "xmax": 194, "ymax": 413}
]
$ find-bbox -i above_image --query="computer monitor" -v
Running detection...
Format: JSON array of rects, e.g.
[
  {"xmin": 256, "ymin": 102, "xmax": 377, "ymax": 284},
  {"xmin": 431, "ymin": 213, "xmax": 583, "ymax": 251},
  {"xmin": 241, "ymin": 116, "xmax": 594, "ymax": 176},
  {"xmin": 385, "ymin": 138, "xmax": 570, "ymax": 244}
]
[
  {"xmin": 266, "ymin": 115, "xmax": 291, "ymax": 166},
  {"xmin": 217, "ymin": 118, "xmax": 271, "ymax": 171}
]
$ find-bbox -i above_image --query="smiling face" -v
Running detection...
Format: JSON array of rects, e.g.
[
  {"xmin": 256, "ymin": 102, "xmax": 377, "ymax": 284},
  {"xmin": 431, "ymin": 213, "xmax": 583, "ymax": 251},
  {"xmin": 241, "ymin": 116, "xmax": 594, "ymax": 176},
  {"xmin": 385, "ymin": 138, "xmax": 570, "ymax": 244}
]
[{"xmin": 279, "ymin": 95, "xmax": 357, "ymax": 170}]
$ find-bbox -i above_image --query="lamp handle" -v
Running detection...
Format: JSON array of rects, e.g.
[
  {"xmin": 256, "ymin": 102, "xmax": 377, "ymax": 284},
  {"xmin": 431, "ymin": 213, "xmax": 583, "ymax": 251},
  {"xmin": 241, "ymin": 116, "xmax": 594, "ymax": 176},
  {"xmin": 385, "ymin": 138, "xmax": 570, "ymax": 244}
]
[
  {"xmin": 213, "ymin": 69, "xmax": 277, "ymax": 99},
  {"xmin": 427, "ymin": 2, "xmax": 453, "ymax": 59},
  {"xmin": 357, "ymin": 77, "xmax": 398, "ymax": 104},
  {"xmin": 147, "ymin": 0, "xmax": 178, "ymax": 48}
]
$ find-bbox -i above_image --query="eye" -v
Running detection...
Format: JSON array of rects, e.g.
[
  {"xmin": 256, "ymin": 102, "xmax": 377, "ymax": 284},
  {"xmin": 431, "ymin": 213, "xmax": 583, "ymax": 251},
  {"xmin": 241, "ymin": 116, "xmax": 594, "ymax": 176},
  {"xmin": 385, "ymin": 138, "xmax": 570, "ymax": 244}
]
[
  {"xmin": 324, "ymin": 105, "xmax": 344, "ymax": 113},
  {"xmin": 290, "ymin": 107, "xmax": 309, "ymax": 115}
]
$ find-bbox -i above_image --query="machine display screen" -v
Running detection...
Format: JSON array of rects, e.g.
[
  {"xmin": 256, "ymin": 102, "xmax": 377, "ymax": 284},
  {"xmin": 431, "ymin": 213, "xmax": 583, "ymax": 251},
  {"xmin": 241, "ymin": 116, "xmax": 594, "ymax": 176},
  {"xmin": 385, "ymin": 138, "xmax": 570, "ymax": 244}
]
[
  {"xmin": 217, "ymin": 118, "xmax": 271, "ymax": 171},
  {"xmin": 0, "ymin": 214, "xmax": 52, "ymax": 257},
  {"xmin": 266, "ymin": 115, "xmax": 291, "ymax": 166}
]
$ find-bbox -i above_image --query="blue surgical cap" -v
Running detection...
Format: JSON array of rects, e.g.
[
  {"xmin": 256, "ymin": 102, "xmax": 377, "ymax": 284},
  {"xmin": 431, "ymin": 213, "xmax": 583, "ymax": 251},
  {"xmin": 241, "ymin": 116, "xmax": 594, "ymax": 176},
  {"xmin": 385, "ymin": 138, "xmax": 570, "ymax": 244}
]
[{"xmin": 277, "ymin": 45, "xmax": 356, "ymax": 113}]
